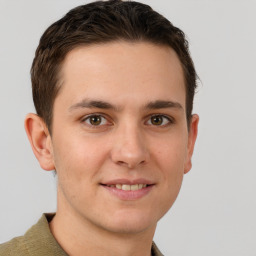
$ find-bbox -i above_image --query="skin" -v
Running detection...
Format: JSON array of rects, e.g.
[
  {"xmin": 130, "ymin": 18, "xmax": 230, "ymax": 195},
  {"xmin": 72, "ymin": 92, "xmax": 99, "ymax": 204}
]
[{"xmin": 25, "ymin": 41, "xmax": 198, "ymax": 256}]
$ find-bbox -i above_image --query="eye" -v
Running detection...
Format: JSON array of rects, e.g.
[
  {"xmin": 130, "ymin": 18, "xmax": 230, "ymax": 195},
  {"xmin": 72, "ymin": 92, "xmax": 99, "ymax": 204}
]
[
  {"xmin": 83, "ymin": 115, "xmax": 108, "ymax": 126},
  {"xmin": 146, "ymin": 115, "xmax": 172, "ymax": 126}
]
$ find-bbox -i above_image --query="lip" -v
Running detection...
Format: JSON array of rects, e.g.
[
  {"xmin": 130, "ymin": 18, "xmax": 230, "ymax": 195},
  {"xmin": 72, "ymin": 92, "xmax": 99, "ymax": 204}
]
[
  {"xmin": 100, "ymin": 178, "xmax": 155, "ymax": 200},
  {"xmin": 102, "ymin": 178, "xmax": 154, "ymax": 186}
]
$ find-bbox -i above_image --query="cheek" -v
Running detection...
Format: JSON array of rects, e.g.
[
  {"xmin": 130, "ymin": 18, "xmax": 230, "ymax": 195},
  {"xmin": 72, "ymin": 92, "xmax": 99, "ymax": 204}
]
[
  {"xmin": 54, "ymin": 131, "xmax": 99, "ymax": 164},
  {"xmin": 154, "ymin": 136, "xmax": 188, "ymax": 203},
  {"xmin": 52, "ymin": 132, "xmax": 111, "ymax": 189},
  {"xmin": 52, "ymin": 141, "xmax": 98, "ymax": 207},
  {"xmin": 155, "ymin": 136, "xmax": 188, "ymax": 173}
]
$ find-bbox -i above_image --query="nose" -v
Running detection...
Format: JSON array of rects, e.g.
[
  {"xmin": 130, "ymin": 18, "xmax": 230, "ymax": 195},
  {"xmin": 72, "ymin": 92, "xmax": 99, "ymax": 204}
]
[{"xmin": 110, "ymin": 124, "xmax": 149, "ymax": 169}]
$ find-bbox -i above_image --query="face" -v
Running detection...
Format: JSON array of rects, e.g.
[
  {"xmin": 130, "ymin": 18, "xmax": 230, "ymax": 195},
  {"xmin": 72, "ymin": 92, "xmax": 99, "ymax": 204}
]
[{"xmin": 49, "ymin": 41, "xmax": 198, "ymax": 235}]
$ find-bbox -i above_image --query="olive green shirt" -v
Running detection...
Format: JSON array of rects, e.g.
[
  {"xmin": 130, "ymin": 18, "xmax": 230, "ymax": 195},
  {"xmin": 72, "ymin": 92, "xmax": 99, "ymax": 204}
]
[{"xmin": 0, "ymin": 214, "xmax": 163, "ymax": 256}]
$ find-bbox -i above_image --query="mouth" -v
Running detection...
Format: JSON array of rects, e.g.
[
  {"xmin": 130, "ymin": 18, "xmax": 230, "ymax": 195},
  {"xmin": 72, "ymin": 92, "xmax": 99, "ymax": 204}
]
[
  {"xmin": 100, "ymin": 180, "xmax": 154, "ymax": 200},
  {"xmin": 103, "ymin": 184, "xmax": 150, "ymax": 191}
]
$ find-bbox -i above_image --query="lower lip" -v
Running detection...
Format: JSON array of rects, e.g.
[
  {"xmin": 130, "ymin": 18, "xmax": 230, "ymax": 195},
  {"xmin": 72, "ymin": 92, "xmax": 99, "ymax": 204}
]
[{"xmin": 102, "ymin": 185, "xmax": 154, "ymax": 200}]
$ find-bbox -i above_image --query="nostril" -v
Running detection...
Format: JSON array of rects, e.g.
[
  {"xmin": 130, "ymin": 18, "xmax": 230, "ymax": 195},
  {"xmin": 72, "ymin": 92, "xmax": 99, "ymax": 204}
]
[
  {"xmin": 117, "ymin": 161, "xmax": 125, "ymax": 166},
  {"xmin": 111, "ymin": 140, "xmax": 149, "ymax": 169},
  {"xmin": 116, "ymin": 160, "xmax": 146, "ymax": 169}
]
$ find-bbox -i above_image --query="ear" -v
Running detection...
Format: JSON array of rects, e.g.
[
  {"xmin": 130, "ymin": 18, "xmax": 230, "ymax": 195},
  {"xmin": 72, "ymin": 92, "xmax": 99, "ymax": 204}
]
[
  {"xmin": 184, "ymin": 114, "xmax": 199, "ymax": 174},
  {"xmin": 24, "ymin": 113, "xmax": 55, "ymax": 171}
]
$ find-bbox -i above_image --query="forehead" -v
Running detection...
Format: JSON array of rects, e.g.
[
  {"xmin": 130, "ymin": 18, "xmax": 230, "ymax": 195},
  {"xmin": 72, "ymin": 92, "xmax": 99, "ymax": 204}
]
[{"xmin": 57, "ymin": 41, "xmax": 186, "ymax": 109}]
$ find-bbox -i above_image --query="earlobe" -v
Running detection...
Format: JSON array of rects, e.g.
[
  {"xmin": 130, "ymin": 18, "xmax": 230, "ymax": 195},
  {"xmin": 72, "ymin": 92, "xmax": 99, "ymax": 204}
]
[
  {"xmin": 24, "ymin": 113, "xmax": 55, "ymax": 171},
  {"xmin": 184, "ymin": 114, "xmax": 199, "ymax": 174}
]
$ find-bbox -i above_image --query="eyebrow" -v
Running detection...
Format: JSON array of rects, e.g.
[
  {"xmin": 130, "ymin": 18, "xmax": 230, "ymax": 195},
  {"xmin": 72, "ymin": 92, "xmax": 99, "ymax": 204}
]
[
  {"xmin": 145, "ymin": 100, "xmax": 183, "ymax": 110},
  {"xmin": 69, "ymin": 99, "xmax": 183, "ymax": 112},
  {"xmin": 69, "ymin": 99, "xmax": 118, "ymax": 112}
]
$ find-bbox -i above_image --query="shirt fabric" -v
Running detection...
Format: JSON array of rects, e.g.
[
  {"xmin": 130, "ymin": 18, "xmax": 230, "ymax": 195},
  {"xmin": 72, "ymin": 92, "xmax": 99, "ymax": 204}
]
[{"xmin": 0, "ymin": 213, "xmax": 163, "ymax": 256}]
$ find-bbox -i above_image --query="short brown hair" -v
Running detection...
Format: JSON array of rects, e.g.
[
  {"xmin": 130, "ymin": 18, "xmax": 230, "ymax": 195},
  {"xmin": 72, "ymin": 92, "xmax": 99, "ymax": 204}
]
[{"xmin": 31, "ymin": 0, "xmax": 197, "ymax": 132}]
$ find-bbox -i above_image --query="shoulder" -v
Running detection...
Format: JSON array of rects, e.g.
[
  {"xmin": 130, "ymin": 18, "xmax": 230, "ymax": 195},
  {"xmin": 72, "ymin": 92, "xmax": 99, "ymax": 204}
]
[
  {"xmin": 0, "ymin": 213, "xmax": 67, "ymax": 256},
  {"xmin": 0, "ymin": 236, "xmax": 29, "ymax": 256}
]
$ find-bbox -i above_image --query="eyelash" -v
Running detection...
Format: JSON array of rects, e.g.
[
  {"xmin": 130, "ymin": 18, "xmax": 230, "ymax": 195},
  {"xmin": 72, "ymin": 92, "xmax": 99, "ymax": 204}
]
[
  {"xmin": 145, "ymin": 114, "xmax": 174, "ymax": 127},
  {"xmin": 81, "ymin": 113, "xmax": 174, "ymax": 128},
  {"xmin": 81, "ymin": 114, "xmax": 111, "ymax": 128}
]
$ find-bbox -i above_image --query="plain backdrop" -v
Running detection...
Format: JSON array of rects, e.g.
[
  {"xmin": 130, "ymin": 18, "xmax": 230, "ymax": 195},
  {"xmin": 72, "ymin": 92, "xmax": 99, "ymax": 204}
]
[{"xmin": 0, "ymin": 0, "xmax": 256, "ymax": 255}]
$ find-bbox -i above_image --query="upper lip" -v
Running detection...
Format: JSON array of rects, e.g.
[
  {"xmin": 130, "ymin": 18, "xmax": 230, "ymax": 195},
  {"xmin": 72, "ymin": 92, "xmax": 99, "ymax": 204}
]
[{"xmin": 101, "ymin": 178, "xmax": 154, "ymax": 186}]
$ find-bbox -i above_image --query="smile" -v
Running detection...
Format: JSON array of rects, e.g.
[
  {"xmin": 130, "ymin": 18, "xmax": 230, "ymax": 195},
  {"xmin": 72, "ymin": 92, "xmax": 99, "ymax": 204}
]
[
  {"xmin": 101, "ymin": 181, "xmax": 154, "ymax": 200},
  {"xmin": 107, "ymin": 184, "xmax": 148, "ymax": 191}
]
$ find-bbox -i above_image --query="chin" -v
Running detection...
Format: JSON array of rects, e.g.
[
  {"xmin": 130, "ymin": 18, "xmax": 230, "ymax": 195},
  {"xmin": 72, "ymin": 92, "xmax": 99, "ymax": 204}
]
[
  {"xmin": 101, "ymin": 210, "xmax": 159, "ymax": 235},
  {"xmin": 106, "ymin": 221, "xmax": 155, "ymax": 235}
]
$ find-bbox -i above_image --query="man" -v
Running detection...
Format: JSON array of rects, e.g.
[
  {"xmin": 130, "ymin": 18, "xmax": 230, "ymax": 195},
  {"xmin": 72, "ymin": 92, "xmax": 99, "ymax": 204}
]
[{"xmin": 0, "ymin": 0, "xmax": 198, "ymax": 255}]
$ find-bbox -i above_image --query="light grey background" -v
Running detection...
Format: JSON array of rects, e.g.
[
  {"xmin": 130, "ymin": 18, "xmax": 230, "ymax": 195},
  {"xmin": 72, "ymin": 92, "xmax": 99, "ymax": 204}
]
[{"xmin": 0, "ymin": 0, "xmax": 256, "ymax": 255}]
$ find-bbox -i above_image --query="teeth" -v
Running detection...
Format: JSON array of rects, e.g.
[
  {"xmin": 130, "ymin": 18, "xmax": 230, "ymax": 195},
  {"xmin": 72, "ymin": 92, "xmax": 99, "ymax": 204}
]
[
  {"xmin": 116, "ymin": 184, "xmax": 122, "ymax": 189},
  {"xmin": 138, "ymin": 184, "xmax": 143, "ymax": 189},
  {"xmin": 122, "ymin": 184, "xmax": 130, "ymax": 191},
  {"xmin": 108, "ymin": 184, "xmax": 147, "ymax": 191},
  {"xmin": 131, "ymin": 184, "xmax": 139, "ymax": 191}
]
